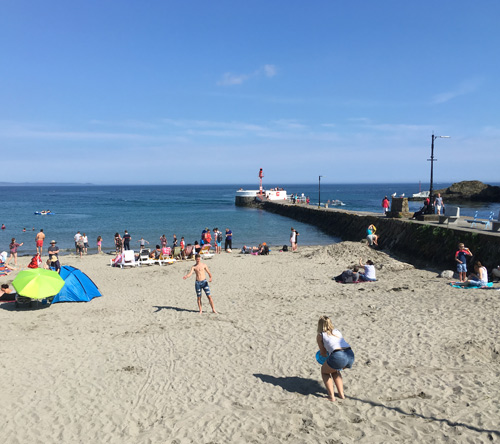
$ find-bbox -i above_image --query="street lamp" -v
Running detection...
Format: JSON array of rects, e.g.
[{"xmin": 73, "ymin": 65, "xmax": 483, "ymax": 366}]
[
  {"xmin": 318, "ymin": 175, "xmax": 323, "ymax": 208},
  {"xmin": 427, "ymin": 134, "xmax": 450, "ymax": 214}
]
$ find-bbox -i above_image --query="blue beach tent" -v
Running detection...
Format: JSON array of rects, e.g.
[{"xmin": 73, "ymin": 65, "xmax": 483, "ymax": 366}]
[{"xmin": 52, "ymin": 265, "xmax": 102, "ymax": 303}]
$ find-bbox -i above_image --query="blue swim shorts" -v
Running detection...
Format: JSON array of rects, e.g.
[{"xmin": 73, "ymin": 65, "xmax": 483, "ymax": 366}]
[
  {"xmin": 457, "ymin": 263, "xmax": 467, "ymax": 273},
  {"xmin": 326, "ymin": 348, "xmax": 355, "ymax": 371},
  {"xmin": 195, "ymin": 280, "xmax": 210, "ymax": 298}
]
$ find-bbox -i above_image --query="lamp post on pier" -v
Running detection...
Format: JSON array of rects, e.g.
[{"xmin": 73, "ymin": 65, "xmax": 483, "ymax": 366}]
[
  {"xmin": 318, "ymin": 175, "xmax": 323, "ymax": 209},
  {"xmin": 427, "ymin": 134, "xmax": 450, "ymax": 214}
]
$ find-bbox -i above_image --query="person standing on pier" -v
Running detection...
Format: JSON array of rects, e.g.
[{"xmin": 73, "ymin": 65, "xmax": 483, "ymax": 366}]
[
  {"xmin": 434, "ymin": 193, "xmax": 445, "ymax": 215},
  {"xmin": 382, "ymin": 196, "xmax": 390, "ymax": 215}
]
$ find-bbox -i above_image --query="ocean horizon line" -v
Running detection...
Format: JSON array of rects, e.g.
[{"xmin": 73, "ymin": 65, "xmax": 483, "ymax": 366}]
[{"xmin": 2, "ymin": 180, "xmax": 499, "ymax": 187}]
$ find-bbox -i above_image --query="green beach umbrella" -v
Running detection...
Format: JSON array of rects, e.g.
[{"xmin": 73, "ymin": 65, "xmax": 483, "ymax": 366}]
[{"xmin": 12, "ymin": 269, "xmax": 65, "ymax": 300}]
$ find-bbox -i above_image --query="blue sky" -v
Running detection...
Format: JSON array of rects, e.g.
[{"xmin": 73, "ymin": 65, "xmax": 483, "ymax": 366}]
[{"xmin": 1, "ymin": 1, "xmax": 499, "ymax": 185}]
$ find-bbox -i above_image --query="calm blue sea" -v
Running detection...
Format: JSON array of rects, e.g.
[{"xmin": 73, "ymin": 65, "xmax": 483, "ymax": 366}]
[{"xmin": 1, "ymin": 183, "xmax": 499, "ymax": 257}]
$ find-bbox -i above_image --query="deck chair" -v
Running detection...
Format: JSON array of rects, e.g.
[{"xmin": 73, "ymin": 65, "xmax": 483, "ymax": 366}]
[
  {"xmin": 157, "ymin": 255, "xmax": 176, "ymax": 266},
  {"xmin": 199, "ymin": 244, "xmax": 214, "ymax": 259},
  {"xmin": 138, "ymin": 249, "xmax": 154, "ymax": 266},
  {"xmin": 111, "ymin": 250, "xmax": 139, "ymax": 268},
  {"xmin": 172, "ymin": 246, "xmax": 182, "ymax": 260},
  {"xmin": 122, "ymin": 250, "xmax": 140, "ymax": 268},
  {"xmin": 182, "ymin": 245, "xmax": 195, "ymax": 260}
]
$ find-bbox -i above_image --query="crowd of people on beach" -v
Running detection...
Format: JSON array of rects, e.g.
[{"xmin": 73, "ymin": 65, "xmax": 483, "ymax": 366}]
[{"xmin": 3, "ymin": 209, "xmax": 500, "ymax": 405}]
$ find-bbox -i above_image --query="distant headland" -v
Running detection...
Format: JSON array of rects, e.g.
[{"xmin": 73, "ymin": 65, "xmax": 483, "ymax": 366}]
[
  {"xmin": 435, "ymin": 180, "xmax": 500, "ymax": 203},
  {"xmin": 0, "ymin": 182, "xmax": 94, "ymax": 186}
]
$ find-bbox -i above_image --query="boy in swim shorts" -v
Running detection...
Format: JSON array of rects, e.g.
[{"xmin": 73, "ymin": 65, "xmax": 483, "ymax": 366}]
[{"xmin": 183, "ymin": 254, "xmax": 217, "ymax": 314}]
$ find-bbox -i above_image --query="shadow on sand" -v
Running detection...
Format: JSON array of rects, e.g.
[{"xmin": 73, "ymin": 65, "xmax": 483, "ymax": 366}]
[{"xmin": 254, "ymin": 373, "xmax": 500, "ymax": 437}]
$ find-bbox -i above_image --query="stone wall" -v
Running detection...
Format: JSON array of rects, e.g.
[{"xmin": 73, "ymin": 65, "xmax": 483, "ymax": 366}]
[{"xmin": 260, "ymin": 201, "xmax": 500, "ymax": 268}]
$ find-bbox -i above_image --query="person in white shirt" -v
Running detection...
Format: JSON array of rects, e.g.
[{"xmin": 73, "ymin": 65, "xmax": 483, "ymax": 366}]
[
  {"xmin": 74, "ymin": 231, "xmax": 81, "ymax": 254},
  {"xmin": 316, "ymin": 316, "xmax": 355, "ymax": 402},
  {"xmin": 359, "ymin": 258, "xmax": 377, "ymax": 282}
]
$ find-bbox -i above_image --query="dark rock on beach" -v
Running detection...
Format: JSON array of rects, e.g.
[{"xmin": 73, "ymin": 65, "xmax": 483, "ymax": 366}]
[{"xmin": 435, "ymin": 180, "xmax": 500, "ymax": 203}]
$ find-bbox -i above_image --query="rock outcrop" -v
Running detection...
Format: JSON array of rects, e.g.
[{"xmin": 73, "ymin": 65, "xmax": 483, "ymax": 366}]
[{"xmin": 435, "ymin": 180, "xmax": 500, "ymax": 202}]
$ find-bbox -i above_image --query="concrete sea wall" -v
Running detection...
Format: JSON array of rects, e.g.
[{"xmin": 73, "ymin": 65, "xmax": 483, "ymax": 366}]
[{"xmin": 260, "ymin": 201, "xmax": 500, "ymax": 269}]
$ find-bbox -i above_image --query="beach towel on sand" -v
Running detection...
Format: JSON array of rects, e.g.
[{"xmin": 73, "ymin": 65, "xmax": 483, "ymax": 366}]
[{"xmin": 449, "ymin": 282, "xmax": 494, "ymax": 289}]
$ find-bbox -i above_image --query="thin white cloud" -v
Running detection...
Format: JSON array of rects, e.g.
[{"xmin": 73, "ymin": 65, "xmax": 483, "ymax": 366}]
[
  {"xmin": 217, "ymin": 72, "xmax": 250, "ymax": 86},
  {"xmin": 262, "ymin": 64, "xmax": 277, "ymax": 77},
  {"xmin": 217, "ymin": 64, "xmax": 277, "ymax": 86},
  {"xmin": 431, "ymin": 78, "xmax": 482, "ymax": 104}
]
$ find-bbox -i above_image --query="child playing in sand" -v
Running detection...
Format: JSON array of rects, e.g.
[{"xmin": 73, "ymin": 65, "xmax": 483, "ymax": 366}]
[
  {"xmin": 455, "ymin": 243, "xmax": 472, "ymax": 282},
  {"xmin": 317, "ymin": 316, "xmax": 355, "ymax": 401},
  {"xmin": 183, "ymin": 254, "xmax": 217, "ymax": 314}
]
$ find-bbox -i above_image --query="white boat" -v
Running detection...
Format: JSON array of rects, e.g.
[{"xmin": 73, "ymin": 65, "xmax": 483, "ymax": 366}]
[
  {"xmin": 412, "ymin": 191, "xmax": 430, "ymax": 198},
  {"xmin": 235, "ymin": 188, "xmax": 287, "ymax": 205},
  {"xmin": 235, "ymin": 169, "xmax": 287, "ymax": 205},
  {"xmin": 332, "ymin": 200, "xmax": 345, "ymax": 206}
]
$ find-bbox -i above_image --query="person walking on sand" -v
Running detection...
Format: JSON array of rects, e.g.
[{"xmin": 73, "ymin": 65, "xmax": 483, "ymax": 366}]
[
  {"xmin": 6, "ymin": 238, "xmax": 23, "ymax": 266},
  {"xmin": 97, "ymin": 236, "xmax": 103, "ymax": 254},
  {"xmin": 183, "ymin": 254, "xmax": 217, "ymax": 314},
  {"xmin": 317, "ymin": 315, "xmax": 355, "ymax": 402},
  {"xmin": 35, "ymin": 228, "xmax": 45, "ymax": 256}
]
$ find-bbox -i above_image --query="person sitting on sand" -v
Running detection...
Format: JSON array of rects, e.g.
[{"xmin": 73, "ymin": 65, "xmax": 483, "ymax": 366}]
[
  {"xmin": 0, "ymin": 253, "xmax": 15, "ymax": 275},
  {"xmin": 241, "ymin": 245, "xmax": 259, "ymax": 254},
  {"xmin": 334, "ymin": 266, "xmax": 360, "ymax": 283},
  {"xmin": 27, "ymin": 253, "xmax": 42, "ymax": 269},
  {"xmin": 182, "ymin": 244, "xmax": 194, "ymax": 260},
  {"xmin": 358, "ymin": 259, "xmax": 377, "ymax": 281},
  {"xmin": 194, "ymin": 241, "xmax": 201, "ymax": 254},
  {"xmin": 464, "ymin": 261, "xmax": 488, "ymax": 287},
  {"xmin": 259, "ymin": 243, "xmax": 269, "ymax": 255},
  {"xmin": 0, "ymin": 284, "xmax": 16, "ymax": 301},
  {"xmin": 492, "ymin": 265, "xmax": 500, "ymax": 281},
  {"xmin": 366, "ymin": 225, "xmax": 378, "ymax": 246},
  {"xmin": 150, "ymin": 245, "xmax": 162, "ymax": 260},
  {"xmin": 316, "ymin": 315, "xmax": 355, "ymax": 402}
]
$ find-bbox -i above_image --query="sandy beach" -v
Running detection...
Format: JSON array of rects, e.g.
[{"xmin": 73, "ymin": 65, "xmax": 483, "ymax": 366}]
[{"xmin": 1, "ymin": 242, "xmax": 499, "ymax": 443}]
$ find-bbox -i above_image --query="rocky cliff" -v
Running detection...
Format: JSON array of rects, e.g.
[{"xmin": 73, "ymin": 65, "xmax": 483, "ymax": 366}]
[{"xmin": 435, "ymin": 180, "xmax": 500, "ymax": 202}]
